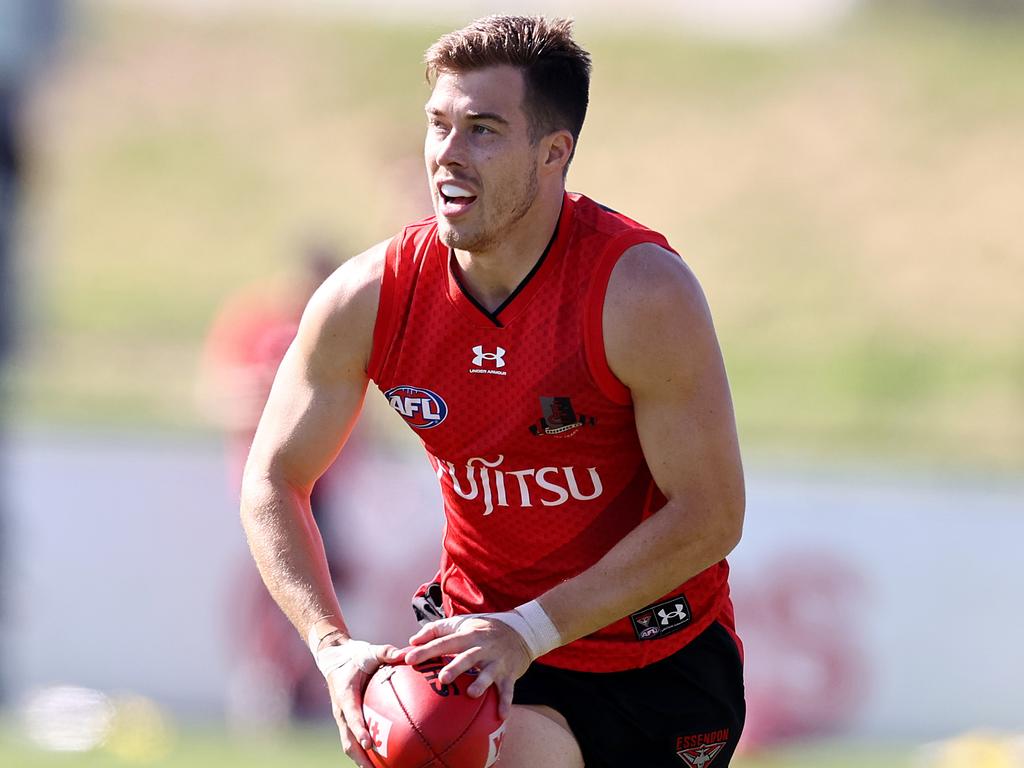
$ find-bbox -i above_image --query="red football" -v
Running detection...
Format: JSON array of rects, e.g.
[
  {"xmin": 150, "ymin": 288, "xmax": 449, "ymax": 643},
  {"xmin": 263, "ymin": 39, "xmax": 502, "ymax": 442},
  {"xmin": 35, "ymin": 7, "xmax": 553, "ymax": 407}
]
[{"xmin": 362, "ymin": 661, "xmax": 506, "ymax": 768}]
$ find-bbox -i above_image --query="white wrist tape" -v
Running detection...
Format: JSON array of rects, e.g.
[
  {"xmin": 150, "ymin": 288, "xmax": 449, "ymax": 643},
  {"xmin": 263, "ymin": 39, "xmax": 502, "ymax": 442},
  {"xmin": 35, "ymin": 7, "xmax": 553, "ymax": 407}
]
[
  {"xmin": 311, "ymin": 638, "xmax": 380, "ymax": 679},
  {"xmin": 486, "ymin": 600, "xmax": 562, "ymax": 660},
  {"xmin": 307, "ymin": 623, "xmax": 340, "ymax": 657}
]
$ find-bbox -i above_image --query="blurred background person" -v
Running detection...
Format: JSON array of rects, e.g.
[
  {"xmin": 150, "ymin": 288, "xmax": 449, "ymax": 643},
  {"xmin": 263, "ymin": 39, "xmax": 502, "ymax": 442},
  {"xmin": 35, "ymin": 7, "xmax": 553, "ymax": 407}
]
[
  {"xmin": 0, "ymin": 0, "xmax": 64, "ymax": 383},
  {"xmin": 197, "ymin": 238, "xmax": 354, "ymax": 723},
  {"xmin": 0, "ymin": 0, "xmax": 64, "ymax": 705}
]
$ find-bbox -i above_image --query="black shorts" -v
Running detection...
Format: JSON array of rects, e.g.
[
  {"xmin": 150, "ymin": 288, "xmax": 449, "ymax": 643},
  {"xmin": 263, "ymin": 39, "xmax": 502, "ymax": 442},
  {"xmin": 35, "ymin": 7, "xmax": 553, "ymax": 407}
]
[{"xmin": 512, "ymin": 621, "xmax": 745, "ymax": 768}]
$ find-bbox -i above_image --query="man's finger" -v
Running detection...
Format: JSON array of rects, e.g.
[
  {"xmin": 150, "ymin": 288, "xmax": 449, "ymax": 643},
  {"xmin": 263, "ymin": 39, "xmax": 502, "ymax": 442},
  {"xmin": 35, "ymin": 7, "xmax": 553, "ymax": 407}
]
[
  {"xmin": 338, "ymin": 680, "xmax": 373, "ymax": 752},
  {"xmin": 465, "ymin": 663, "xmax": 495, "ymax": 697},
  {"xmin": 375, "ymin": 643, "xmax": 403, "ymax": 663},
  {"xmin": 345, "ymin": 641, "xmax": 399, "ymax": 675},
  {"xmin": 409, "ymin": 616, "xmax": 466, "ymax": 645},
  {"xmin": 438, "ymin": 646, "xmax": 483, "ymax": 685},
  {"xmin": 347, "ymin": 743, "xmax": 376, "ymax": 768},
  {"xmin": 496, "ymin": 679, "xmax": 515, "ymax": 721},
  {"xmin": 336, "ymin": 721, "xmax": 375, "ymax": 768},
  {"xmin": 404, "ymin": 633, "xmax": 472, "ymax": 665}
]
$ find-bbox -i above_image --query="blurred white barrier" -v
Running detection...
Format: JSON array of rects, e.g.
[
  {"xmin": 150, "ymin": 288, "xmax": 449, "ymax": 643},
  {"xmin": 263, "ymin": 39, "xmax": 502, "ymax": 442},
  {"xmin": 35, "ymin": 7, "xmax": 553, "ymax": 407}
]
[
  {"xmin": 733, "ymin": 469, "xmax": 1024, "ymax": 742},
  {"xmin": 3, "ymin": 429, "xmax": 1022, "ymax": 741}
]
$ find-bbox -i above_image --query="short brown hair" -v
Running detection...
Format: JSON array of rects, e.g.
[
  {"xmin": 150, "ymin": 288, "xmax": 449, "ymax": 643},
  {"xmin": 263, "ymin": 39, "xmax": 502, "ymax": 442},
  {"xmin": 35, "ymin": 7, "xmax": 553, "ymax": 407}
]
[{"xmin": 425, "ymin": 16, "xmax": 592, "ymax": 161}]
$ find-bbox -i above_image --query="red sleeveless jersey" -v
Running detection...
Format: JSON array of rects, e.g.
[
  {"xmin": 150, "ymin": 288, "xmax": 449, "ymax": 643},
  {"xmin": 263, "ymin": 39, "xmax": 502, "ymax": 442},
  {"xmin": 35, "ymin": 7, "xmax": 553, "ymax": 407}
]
[{"xmin": 368, "ymin": 193, "xmax": 736, "ymax": 672}]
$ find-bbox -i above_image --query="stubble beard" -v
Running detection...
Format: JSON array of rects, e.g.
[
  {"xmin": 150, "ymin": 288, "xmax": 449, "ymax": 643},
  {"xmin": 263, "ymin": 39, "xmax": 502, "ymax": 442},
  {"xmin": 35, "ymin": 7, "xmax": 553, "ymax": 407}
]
[{"xmin": 438, "ymin": 165, "xmax": 539, "ymax": 253}]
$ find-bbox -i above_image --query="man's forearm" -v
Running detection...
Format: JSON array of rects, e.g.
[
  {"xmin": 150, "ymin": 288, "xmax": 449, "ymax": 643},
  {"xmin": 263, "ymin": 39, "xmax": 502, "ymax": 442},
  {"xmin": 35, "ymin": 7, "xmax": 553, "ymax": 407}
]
[
  {"xmin": 537, "ymin": 498, "xmax": 742, "ymax": 647},
  {"xmin": 240, "ymin": 475, "xmax": 349, "ymax": 643}
]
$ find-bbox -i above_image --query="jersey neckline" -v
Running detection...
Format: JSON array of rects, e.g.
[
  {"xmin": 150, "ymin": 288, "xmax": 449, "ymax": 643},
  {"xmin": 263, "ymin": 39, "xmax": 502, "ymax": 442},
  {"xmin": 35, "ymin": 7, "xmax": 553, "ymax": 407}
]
[{"xmin": 439, "ymin": 192, "xmax": 575, "ymax": 329}]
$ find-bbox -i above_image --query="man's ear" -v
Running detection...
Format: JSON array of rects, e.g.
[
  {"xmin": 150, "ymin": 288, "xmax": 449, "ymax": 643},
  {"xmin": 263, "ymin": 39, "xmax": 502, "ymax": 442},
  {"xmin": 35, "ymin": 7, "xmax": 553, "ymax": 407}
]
[{"xmin": 541, "ymin": 130, "xmax": 574, "ymax": 176}]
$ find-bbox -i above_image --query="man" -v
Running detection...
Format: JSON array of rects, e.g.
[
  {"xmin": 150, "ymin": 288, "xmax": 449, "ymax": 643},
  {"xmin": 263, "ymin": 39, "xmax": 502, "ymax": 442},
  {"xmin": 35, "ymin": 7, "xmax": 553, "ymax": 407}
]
[{"xmin": 242, "ymin": 16, "xmax": 745, "ymax": 768}]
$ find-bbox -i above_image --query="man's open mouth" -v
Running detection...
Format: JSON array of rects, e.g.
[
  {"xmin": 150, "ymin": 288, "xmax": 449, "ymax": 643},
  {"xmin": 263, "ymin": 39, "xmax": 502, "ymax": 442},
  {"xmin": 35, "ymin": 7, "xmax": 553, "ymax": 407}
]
[{"xmin": 439, "ymin": 182, "xmax": 478, "ymax": 214}]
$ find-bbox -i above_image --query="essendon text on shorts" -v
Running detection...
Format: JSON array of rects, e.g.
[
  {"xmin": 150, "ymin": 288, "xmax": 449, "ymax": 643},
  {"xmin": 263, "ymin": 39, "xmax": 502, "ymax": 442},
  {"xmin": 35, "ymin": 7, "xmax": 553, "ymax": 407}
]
[
  {"xmin": 429, "ymin": 453, "xmax": 604, "ymax": 515},
  {"xmin": 675, "ymin": 729, "xmax": 729, "ymax": 767},
  {"xmin": 676, "ymin": 729, "xmax": 729, "ymax": 751}
]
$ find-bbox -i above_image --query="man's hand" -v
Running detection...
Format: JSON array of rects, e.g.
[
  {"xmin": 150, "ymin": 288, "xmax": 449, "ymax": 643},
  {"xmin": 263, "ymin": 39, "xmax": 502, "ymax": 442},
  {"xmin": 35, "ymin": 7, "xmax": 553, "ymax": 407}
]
[
  {"xmin": 322, "ymin": 639, "xmax": 403, "ymax": 768},
  {"xmin": 404, "ymin": 616, "xmax": 534, "ymax": 720}
]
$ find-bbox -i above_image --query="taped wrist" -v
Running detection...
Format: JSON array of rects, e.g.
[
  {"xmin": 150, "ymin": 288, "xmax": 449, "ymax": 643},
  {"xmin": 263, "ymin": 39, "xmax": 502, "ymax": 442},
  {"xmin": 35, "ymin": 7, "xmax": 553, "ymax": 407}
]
[
  {"xmin": 310, "ymin": 638, "xmax": 377, "ymax": 679},
  {"xmin": 307, "ymin": 619, "xmax": 345, "ymax": 656},
  {"xmin": 486, "ymin": 600, "xmax": 561, "ymax": 660},
  {"xmin": 306, "ymin": 621, "xmax": 379, "ymax": 679}
]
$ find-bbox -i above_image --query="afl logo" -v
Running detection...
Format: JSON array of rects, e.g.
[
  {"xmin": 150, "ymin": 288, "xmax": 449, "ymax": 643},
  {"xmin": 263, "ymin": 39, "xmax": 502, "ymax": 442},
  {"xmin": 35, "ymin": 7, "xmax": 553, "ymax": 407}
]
[{"xmin": 384, "ymin": 385, "xmax": 448, "ymax": 430}]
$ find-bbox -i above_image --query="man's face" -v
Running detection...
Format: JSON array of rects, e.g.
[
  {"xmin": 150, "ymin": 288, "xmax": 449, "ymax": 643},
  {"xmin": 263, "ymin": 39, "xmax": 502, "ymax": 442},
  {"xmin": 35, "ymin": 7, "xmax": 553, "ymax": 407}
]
[{"xmin": 424, "ymin": 66, "xmax": 541, "ymax": 252}]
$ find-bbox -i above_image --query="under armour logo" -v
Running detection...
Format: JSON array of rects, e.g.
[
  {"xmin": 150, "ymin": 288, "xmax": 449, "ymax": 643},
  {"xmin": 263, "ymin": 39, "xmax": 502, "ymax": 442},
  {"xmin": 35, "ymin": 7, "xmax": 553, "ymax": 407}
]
[
  {"xmin": 472, "ymin": 345, "xmax": 506, "ymax": 368},
  {"xmin": 632, "ymin": 594, "xmax": 691, "ymax": 641},
  {"xmin": 658, "ymin": 604, "xmax": 688, "ymax": 625}
]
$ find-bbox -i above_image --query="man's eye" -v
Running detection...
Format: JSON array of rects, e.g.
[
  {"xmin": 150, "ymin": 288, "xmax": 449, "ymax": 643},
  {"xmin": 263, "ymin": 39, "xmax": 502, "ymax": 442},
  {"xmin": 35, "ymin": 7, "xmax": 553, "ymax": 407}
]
[{"xmin": 471, "ymin": 124, "xmax": 493, "ymax": 135}]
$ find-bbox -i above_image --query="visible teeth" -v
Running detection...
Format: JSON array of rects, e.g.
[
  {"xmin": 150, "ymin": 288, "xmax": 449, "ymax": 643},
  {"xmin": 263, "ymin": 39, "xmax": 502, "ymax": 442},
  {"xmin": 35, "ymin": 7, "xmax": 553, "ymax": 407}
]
[{"xmin": 441, "ymin": 183, "xmax": 473, "ymax": 198}]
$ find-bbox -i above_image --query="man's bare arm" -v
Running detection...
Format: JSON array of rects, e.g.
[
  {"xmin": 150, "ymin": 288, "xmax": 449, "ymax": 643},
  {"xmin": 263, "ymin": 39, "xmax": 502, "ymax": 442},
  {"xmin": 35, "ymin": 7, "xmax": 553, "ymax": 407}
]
[
  {"xmin": 240, "ymin": 242, "xmax": 384, "ymax": 641},
  {"xmin": 538, "ymin": 241, "xmax": 745, "ymax": 642},
  {"xmin": 239, "ymin": 242, "xmax": 391, "ymax": 768}
]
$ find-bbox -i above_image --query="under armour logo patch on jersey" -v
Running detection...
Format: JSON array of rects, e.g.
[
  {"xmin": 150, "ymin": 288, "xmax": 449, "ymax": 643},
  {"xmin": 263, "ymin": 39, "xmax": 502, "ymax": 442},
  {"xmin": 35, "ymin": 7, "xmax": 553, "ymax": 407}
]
[
  {"xmin": 630, "ymin": 594, "xmax": 692, "ymax": 641},
  {"xmin": 659, "ymin": 604, "xmax": 688, "ymax": 625},
  {"xmin": 470, "ymin": 346, "xmax": 507, "ymax": 376},
  {"xmin": 384, "ymin": 385, "xmax": 448, "ymax": 429},
  {"xmin": 472, "ymin": 345, "xmax": 505, "ymax": 367}
]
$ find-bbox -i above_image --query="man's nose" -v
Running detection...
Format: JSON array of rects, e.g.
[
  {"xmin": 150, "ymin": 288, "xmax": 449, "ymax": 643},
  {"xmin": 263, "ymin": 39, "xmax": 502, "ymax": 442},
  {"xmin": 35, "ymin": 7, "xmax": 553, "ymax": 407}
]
[{"xmin": 433, "ymin": 128, "xmax": 466, "ymax": 168}]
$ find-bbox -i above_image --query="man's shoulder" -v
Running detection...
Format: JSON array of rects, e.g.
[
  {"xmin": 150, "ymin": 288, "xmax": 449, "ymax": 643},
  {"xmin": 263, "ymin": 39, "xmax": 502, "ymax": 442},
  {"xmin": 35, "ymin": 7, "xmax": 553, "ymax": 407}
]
[
  {"xmin": 568, "ymin": 192, "xmax": 662, "ymax": 241},
  {"xmin": 607, "ymin": 241, "xmax": 704, "ymax": 318},
  {"xmin": 566, "ymin": 193, "xmax": 684, "ymax": 298},
  {"xmin": 602, "ymin": 241, "xmax": 715, "ymax": 390},
  {"xmin": 318, "ymin": 240, "xmax": 388, "ymax": 308},
  {"xmin": 395, "ymin": 214, "xmax": 440, "ymax": 251},
  {"xmin": 297, "ymin": 240, "xmax": 389, "ymax": 374},
  {"xmin": 294, "ymin": 240, "xmax": 393, "ymax": 382}
]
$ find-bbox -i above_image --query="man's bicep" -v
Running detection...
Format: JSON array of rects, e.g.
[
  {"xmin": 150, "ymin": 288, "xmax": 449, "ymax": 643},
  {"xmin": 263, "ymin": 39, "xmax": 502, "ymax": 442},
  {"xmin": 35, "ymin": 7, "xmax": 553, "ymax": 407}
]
[
  {"xmin": 630, "ymin": 344, "xmax": 743, "ymax": 514},
  {"xmin": 249, "ymin": 341, "xmax": 369, "ymax": 493},
  {"xmin": 604, "ymin": 245, "xmax": 744, "ymax": 513}
]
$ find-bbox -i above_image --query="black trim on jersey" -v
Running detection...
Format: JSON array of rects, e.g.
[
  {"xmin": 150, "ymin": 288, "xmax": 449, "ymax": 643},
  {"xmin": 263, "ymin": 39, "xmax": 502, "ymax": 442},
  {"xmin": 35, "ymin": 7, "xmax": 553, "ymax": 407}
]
[
  {"xmin": 492, "ymin": 219, "xmax": 560, "ymax": 315},
  {"xmin": 450, "ymin": 266, "xmax": 505, "ymax": 327},
  {"xmin": 448, "ymin": 203, "xmax": 563, "ymax": 328},
  {"xmin": 595, "ymin": 200, "xmax": 621, "ymax": 215}
]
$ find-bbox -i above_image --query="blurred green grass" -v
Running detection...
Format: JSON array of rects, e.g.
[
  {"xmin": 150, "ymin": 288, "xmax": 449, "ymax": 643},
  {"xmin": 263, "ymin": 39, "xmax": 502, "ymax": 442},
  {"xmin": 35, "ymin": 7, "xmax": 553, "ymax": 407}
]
[
  {"xmin": 10, "ymin": 3, "xmax": 1024, "ymax": 470},
  {"xmin": 0, "ymin": 726, "xmax": 915, "ymax": 767}
]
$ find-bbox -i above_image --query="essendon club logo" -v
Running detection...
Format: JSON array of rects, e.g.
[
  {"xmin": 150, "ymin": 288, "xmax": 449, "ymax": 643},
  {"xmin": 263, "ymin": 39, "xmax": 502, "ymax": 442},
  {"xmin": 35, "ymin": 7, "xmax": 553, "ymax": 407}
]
[
  {"xmin": 632, "ymin": 610, "xmax": 659, "ymax": 639},
  {"xmin": 676, "ymin": 729, "xmax": 730, "ymax": 767},
  {"xmin": 629, "ymin": 594, "xmax": 692, "ymax": 641},
  {"xmin": 529, "ymin": 396, "xmax": 595, "ymax": 437}
]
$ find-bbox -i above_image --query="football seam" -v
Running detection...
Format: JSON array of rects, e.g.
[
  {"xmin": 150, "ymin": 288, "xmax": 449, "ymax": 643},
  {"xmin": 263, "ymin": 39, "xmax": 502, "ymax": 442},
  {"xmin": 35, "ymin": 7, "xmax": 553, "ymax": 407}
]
[
  {"xmin": 435, "ymin": 690, "xmax": 490, "ymax": 765},
  {"xmin": 390, "ymin": 677, "xmax": 453, "ymax": 768}
]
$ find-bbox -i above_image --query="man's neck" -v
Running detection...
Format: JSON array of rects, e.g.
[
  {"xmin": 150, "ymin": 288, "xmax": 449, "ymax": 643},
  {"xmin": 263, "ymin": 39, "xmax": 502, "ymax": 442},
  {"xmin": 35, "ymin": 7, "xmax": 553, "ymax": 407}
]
[{"xmin": 451, "ymin": 188, "xmax": 564, "ymax": 313}]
